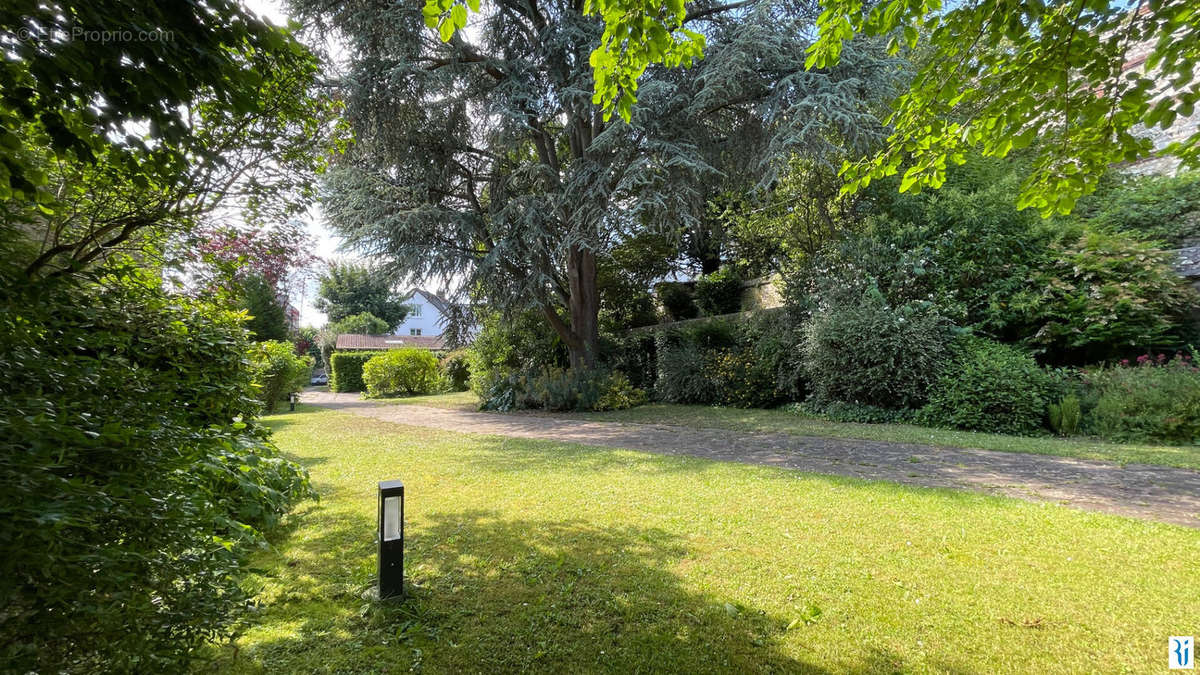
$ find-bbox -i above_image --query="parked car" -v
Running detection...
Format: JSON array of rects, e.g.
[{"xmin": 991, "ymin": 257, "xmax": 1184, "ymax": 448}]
[{"xmin": 310, "ymin": 372, "xmax": 328, "ymax": 386}]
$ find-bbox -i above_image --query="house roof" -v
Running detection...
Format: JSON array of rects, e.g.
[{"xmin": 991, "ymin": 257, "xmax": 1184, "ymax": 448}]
[
  {"xmin": 335, "ymin": 334, "xmax": 447, "ymax": 351},
  {"xmin": 404, "ymin": 289, "xmax": 451, "ymax": 315}
]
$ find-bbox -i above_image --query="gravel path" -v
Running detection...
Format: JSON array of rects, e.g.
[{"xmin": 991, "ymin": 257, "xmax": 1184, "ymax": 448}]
[{"xmin": 303, "ymin": 390, "xmax": 1200, "ymax": 528}]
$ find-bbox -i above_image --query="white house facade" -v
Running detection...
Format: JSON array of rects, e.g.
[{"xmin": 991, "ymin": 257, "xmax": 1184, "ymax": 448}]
[{"xmin": 394, "ymin": 289, "xmax": 451, "ymax": 337}]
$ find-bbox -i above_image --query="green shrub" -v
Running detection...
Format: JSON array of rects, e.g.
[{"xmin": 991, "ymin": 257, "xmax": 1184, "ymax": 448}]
[
  {"xmin": 916, "ymin": 338, "xmax": 1055, "ymax": 435},
  {"xmin": 250, "ymin": 340, "xmax": 313, "ymax": 412},
  {"xmin": 600, "ymin": 332, "xmax": 658, "ymax": 391},
  {"xmin": 329, "ymin": 351, "xmax": 386, "ymax": 392},
  {"xmin": 652, "ymin": 314, "xmax": 801, "ymax": 409},
  {"xmin": 1012, "ymin": 228, "xmax": 1196, "ymax": 363},
  {"xmin": 1074, "ymin": 171, "xmax": 1200, "ymax": 246},
  {"xmin": 656, "ymin": 282, "xmax": 699, "ymax": 321},
  {"xmin": 1084, "ymin": 355, "xmax": 1200, "ymax": 443},
  {"xmin": 803, "ymin": 288, "xmax": 953, "ymax": 410},
  {"xmin": 480, "ymin": 368, "xmax": 646, "ymax": 412},
  {"xmin": 798, "ymin": 400, "xmax": 915, "ymax": 424},
  {"xmin": 467, "ymin": 310, "xmax": 567, "ymax": 398},
  {"xmin": 440, "ymin": 348, "xmax": 472, "ymax": 391},
  {"xmin": 362, "ymin": 348, "xmax": 440, "ymax": 397},
  {"xmin": 655, "ymin": 331, "xmax": 717, "ymax": 404},
  {"xmin": 790, "ymin": 159, "xmax": 1199, "ymax": 364},
  {"xmin": 595, "ymin": 371, "xmax": 649, "ymax": 410},
  {"xmin": 0, "ymin": 266, "xmax": 313, "ymax": 672},
  {"xmin": 694, "ymin": 266, "xmax": 743, "ymax": 316},
  {"xmin": 1048, "ymin": 395, "xmax": 1082, "ymax": 436}
]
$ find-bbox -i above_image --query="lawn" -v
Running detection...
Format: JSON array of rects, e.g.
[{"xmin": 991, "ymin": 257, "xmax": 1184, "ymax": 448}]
[
  {"xmin": 207, "ymin": 404, "xmax": 1199, "ymax": 673},
  {"xmin": 376, "ymin": 392, "xmax": 1200, "ymax": 470}
]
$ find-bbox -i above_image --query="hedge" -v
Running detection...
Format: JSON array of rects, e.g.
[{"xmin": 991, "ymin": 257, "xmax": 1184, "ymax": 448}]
[{"xmin": 329, "ymin": 351, "xmax": 386, "ymax": 392}]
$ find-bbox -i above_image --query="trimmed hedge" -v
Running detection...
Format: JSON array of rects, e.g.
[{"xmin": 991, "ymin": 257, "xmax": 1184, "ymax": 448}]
[
  {"xmin": 362, "ymin": 348, "xmax": 439, "ymax": 397},
  {"xmin": 329, "ymin": 351, "xmax": 386, "ymax": 392}
]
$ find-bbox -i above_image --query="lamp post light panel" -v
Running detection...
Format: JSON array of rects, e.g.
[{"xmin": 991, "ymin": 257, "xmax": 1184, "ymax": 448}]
[{"xmin": 378, "ymin": 479, "xmax": 405, "ymax": 599}]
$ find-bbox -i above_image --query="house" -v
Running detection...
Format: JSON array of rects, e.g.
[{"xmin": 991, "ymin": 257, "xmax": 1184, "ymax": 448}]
[
  {"xmin": 395, "ymin": 289, "xmax": 451, "ymax": 337},
  {"xmin": 335, "ymin": 333, "xmax": 448, "ymax": 353}
]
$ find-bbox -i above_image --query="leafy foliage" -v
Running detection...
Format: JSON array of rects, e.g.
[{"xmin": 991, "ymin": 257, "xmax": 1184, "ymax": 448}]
[
  {"xmin": 656, "ymin": 282, "xmax": 699, "ymax": 321},
  {"xmin": 4, "ymin": 9, "xmax": 341, "ymax": 280},
  {"xmin": 241, "ymin": 274, "xmax": 290, "ymax": 342},
  {"xmin": 332, "ymin": 312, "xmax": 391, "ymax": 336},
  {"xmin": 807, "ymin": 0, "xmax": 1200, "ymax": 215},
  {"xmin": 315, "ymin": 261, "xmax": 411, "ymax": 330},
  {"xmin": 0, "ymin": 267, "xmax": 313, "ymax": 672},
  {"xmin": 250, "ymin": 341, "xmax": 313, "ymax": 412},
  {"xmin": 299, "ymin": 0, "xmax": 903, "ymax": 367},
  {"xmin": 362, "ymin": 349, "xmax": 441, "ymax": 397},
  {"xmin": 694, "ymin": 266, "xmax": 743, "ymax": 316},
  {"xmin": 1013, "ymin": 227, "xmax": 1197, "ymax": 363},
  {"xmin": 1074, "ymin": 171, "xmax": 1200, "ymax": 246},
  {"xmin": 467, "ymin": 311, "xmax": 568, "ymax": 398},
  {"xmin": 653, "ymin": 314, "xmax": 800, "ymax": 408},
  {"xmin": 916, "ymin": 338, "xmax": 1055, "ymax": 436},
  {"xmin": 787, "ymin": 159, "xmax": 1200, "ymax": 364},
  {"xmin": 803, "ymin": 288, "xmax": 953, "ymax": 409},
  {"xmin": 480, "ymin": 368, "xmax": 646, "ymax": 412},
  {"xmin": 1048, "ymin": 395, "xmax": 1083, "ymax": 437},
  {"xmin": 439, "ymin": 348, "xmax": 472, "ymax": 392},
  {"xmin": 329, "ymin": 351, "xmax": 387, "ymax": 393},
  {"xmin": 1083, "ymin": 355, "xmax": 1200, "ymax": 444}
]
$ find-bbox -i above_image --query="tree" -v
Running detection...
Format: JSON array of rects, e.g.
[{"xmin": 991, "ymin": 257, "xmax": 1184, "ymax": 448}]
[
  {"xmin": 241, "ymin": 274, "xmax": 290, "ymax": 341},
  {"xmin": 805, "ymin": 0, "xmax": 1200, "ymax": 215},
  {"xmin": 298, "ymin": 0, "xmax": 902, "ymax": 368},
  {"xmin": 332, "ymin": 312, "xmax": 392, "ymax": 336},
  {"xmin": 3, "ymin": 3, "xmax": 342, "ymax": 279},
  {"xmin": 315, "ymin": 261, "xmax": 411, "ymax": 329}
]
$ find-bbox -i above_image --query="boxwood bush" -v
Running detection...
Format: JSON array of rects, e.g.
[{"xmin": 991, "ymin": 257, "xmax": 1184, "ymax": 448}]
[
  {"xmin": 916, "ymin": 337, "xmax": 1056, "ymax": 435},
  {"xmin": 329, "ymin": 351, "xmax": 386, "ymax": 392},
  {"xmin": 362, "ymin": 348, "xmax": 440, "ymax": 397}
]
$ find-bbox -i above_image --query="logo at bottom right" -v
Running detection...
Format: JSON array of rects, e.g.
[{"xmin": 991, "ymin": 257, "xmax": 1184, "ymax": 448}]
[{"xmin": 1171, "ymin": 636, "xmax": 1194, "ymax": 669}]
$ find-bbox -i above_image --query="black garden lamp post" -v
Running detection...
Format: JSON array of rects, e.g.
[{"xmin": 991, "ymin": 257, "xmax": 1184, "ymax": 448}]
[{"xmin": 378, "ymin": 479, "xmax": 405, "ymax": 599}]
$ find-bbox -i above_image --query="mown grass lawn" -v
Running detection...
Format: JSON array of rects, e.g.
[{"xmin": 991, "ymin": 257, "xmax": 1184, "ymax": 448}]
[
  {"xmin": 371, "ymin": 391, "xmax": 1200, "ymax": 470},
  {"xmin": 207, "ymin": 404, "xmax": 1199, "ymax": 673}
]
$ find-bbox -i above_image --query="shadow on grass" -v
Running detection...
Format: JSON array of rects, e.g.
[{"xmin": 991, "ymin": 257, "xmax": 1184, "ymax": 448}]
[{"xmin": 213, "ymin": 505, "xmax": 927, "ymax": 673}]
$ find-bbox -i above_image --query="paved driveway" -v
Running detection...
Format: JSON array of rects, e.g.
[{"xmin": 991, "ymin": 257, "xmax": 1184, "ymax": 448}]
[{"xmin": 304, "ymin": 390, "xmax": 1200, "ymax": 528}]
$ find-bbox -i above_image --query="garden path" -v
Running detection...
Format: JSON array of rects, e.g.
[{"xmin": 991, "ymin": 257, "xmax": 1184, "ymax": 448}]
[{"xmin": 303, "ymin": 390, "xmax": 1200, "ymax": 528}]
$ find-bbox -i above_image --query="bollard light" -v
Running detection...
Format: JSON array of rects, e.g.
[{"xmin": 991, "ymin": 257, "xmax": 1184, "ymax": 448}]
[{"xmin": 378, "ymin": 479, "xmax": 405, "ymax": 599}]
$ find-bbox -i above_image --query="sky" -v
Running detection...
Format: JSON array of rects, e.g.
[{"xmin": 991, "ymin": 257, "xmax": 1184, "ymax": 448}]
[{"xmin": 243, "ymin": 0, "xmax": 353, "ymax": 328}]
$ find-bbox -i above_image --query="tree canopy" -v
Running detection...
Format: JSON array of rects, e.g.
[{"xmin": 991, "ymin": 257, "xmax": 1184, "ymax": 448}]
[
  {"xmin": 315, "ymin": 262, "xmax": 411, "ymax": 329},
  {"xmin": 800, "ymin": 0, "xmax": 1200, "ymax": 215},
  {"xmin": 298, "ymin": 0, "xmax": 902, "ymax": 367}
]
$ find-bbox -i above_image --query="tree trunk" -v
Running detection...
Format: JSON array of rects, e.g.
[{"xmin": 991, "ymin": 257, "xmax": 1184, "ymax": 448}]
[{"xmin": 565, "ymin": 245, "xmax": 599, "ymax": 369}]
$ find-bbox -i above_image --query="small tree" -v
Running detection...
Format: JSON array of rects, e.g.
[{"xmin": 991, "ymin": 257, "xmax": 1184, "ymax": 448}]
[
  {"xmin": 315, "ymin": 261, "xmax": 411, "ymax": 330},
  {"xmin": 241, "ymin": 275, "xmax": 290, "ymax": 342}
]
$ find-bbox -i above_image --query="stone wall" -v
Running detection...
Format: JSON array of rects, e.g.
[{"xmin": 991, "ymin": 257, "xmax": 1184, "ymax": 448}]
[{"xmin": 738, "ymin": 275, "xmax": 783, "ymax": 311}]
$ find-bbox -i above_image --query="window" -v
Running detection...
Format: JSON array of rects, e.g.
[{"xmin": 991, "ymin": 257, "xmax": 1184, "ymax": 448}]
[
  {"xmin": 410, "ymin": 329, "xmax": 421, "ymax": 336},
  {"xmin": 409, "ymin": 304, "xmax": 422, "ymax": 317}
]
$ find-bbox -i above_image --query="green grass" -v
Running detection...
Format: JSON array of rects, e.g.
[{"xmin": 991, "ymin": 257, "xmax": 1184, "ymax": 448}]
[
  {"xmin": 371, "ymin": 390, "xmax": 478, "ymax": 411},
  {"xmin": 208, "ymin": 405, "xmax": 1200, "ymax": 673},
  {"xmin": 573, "ymin": 403, "xmax": 1200, "ymax": 470}
]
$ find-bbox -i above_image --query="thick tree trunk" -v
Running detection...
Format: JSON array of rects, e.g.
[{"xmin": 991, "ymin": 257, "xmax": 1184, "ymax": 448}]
[
  {"xmin": 538, "ymin": 245, "xmax": 600, "ymax": 370},
  {"xmin": 565, "ymin": 245, "xmax": 599, "ymax": 369}
]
